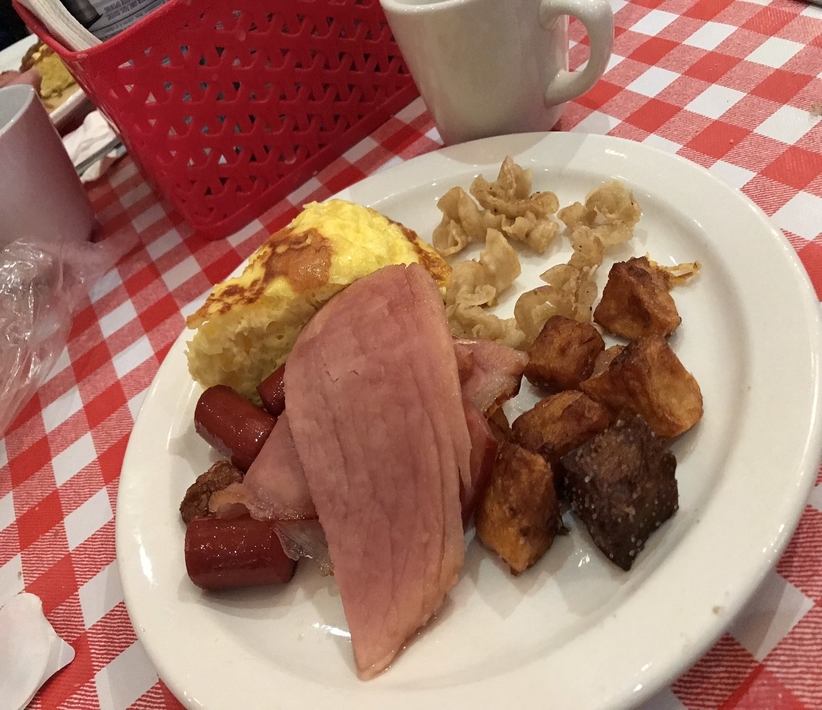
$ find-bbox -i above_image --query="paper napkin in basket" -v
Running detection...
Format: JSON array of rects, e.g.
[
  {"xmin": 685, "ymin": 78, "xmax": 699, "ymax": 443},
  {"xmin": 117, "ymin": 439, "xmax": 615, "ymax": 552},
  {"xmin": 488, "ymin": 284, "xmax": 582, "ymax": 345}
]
[{"xmin": 62, "ymin": 109, "xmax": 124, "ymax": 183}]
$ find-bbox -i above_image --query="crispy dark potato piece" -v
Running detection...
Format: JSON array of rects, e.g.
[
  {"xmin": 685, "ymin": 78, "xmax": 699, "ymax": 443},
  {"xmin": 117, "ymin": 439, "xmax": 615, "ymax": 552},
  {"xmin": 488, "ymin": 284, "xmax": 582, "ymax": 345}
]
[
  {"xmin": 476, "ymin": 442, "xmax": 562, "ymax": 575},
  {"xmin": 580, "ymin": 335, "xmax": 703, "ymax": 439},
  {"xmin": 180, "ymin": 460, "xmax": 244, "ymax": 525},
  {"xmin": 594, "ymin": 257, "xmax": 681, "ymax": 339},
  {"xmin": 524, "ymin": 315, "xmax": 605, "ymax": 392},
  {"xmin": 561, "ymin": 415, "xmax": 678, "ymax": 570},
  {"xmin": 512, "ymin": 390, "xmax": 611, "ymax": 464}
]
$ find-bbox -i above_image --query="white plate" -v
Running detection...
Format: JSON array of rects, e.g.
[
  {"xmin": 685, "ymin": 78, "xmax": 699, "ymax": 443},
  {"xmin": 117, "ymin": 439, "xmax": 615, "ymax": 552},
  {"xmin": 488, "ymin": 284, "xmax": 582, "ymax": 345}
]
[
  {"xmin": 0, "ymin": 34, "xmax": 90, "ymax": 129},
  {"xmin": 116, "ymin": 132, "xmax": 822, "ymax": 710}
]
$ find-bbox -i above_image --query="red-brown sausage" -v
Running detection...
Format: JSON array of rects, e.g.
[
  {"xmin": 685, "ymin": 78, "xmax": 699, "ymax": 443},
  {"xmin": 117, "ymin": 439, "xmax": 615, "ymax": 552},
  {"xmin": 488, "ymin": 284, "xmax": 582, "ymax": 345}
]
[
  {"xmin": 185, "ymin": 516, "xmax": 297, "ymax": 589},
  {"xmin": 194, "ymin": 385, "xmax": 276, "ymax": 472},
  {"xmin": 257, "ymin": 364, "xmax": 286, "ymax": 417}
]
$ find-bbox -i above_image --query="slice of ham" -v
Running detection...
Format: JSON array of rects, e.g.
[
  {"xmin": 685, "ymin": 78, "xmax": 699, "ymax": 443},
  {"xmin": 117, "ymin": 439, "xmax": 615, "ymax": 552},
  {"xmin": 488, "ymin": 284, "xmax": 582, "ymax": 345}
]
[
  {"xmin": 284, "ymin": 263, "xmax": 471, "ymax": 680},
  {"xmin": 454, "ymin": 338, "xmax": 528, "ymax": 415},
  {"xmin": 209, "ymin": 412, "xmax": 316, "ymax": 521}
]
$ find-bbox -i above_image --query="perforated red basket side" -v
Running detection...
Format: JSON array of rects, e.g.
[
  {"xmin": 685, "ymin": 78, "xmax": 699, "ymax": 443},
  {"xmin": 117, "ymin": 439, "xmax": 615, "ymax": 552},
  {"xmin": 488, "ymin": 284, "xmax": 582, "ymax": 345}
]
[{"xmin": 16, "ymin": 0, "xmax": 419, "ymax": 239}]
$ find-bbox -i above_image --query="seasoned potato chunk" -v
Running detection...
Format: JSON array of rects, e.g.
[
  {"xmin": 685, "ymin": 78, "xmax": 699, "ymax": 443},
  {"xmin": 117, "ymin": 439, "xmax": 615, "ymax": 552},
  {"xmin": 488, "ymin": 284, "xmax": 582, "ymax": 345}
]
[
  {"xmin": 476, "ymin": 442, "xmax": 562, "ymax": 574},
  {"xmin": 580, "ymin": 335, "xmax": 703, "ymax": 438},
  {"xmin": 512, "ymin": 390, "xmax": 610, "ymax": 464},
  {"xmin": 524, "ymin": 315, "xmax": 605, "ymax": 392},
  {"xmin": 561, "ymin": 415, "xmax": 678, "ymax": 570},
  {"xmin": 594, "ymin": 257, "xmax": 681, "ymax": 338}
]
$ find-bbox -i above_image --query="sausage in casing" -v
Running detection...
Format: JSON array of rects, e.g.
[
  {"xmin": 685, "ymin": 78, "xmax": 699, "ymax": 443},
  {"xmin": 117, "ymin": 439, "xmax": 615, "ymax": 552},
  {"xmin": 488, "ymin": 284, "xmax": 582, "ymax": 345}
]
[
  {"xmin": 257, "ymin": 364, "xmax": 286, "ymax": 417},
  {"xmin": 194, "ymin": 385, "xmax": 276, "ymax": 471},
  {"xmin": 185, "ymin": 516, "xmax": 297, "ymax": 589}
]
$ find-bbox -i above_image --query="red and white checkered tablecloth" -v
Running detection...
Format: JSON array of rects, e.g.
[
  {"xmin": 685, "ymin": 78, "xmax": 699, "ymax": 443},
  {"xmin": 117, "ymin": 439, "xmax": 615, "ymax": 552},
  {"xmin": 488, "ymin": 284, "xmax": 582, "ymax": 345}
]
[{"xmin": 1, "ymin": 0, "xmax": 821, "ymax": 707}]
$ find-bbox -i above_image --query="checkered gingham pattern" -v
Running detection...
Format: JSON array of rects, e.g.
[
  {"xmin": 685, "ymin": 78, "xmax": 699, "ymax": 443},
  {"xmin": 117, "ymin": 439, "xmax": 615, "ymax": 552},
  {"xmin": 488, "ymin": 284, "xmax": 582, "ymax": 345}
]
[{"xmin": 1, "ymin": 0, "xmax": 821, "ymax": 707}]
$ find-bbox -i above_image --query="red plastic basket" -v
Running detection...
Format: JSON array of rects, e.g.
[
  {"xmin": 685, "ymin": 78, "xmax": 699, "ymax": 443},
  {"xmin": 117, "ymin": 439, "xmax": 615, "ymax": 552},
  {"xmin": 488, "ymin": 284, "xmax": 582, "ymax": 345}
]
[{"xmin": 15, "ymin": 0, "xmax": 419, "ymax": 239}]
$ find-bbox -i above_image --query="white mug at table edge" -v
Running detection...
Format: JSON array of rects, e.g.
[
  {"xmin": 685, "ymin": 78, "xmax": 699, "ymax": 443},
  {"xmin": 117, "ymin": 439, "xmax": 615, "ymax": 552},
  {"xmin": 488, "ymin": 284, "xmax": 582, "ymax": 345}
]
[
  {"xmin": 380, "ymin": 0, "xmax": 614, "ymax": 145},
  {"xmin": 0, "ymin": 84, "xmax": 94, "ymax": 249}
]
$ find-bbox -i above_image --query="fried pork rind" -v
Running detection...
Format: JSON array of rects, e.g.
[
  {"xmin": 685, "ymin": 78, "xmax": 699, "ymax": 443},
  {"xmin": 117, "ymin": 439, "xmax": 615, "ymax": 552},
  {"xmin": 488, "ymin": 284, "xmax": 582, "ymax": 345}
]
[
  {"xmin": 471, "ymin": 156, "xmax": 559, "ymax": 218},
  {"xmin": 433, "ymin": 187, "xmax": 487, "ymax": 256},
  {"xmin": 580, "ymin": 334, "xmax": 703, "ymax": 439},
  {"xmin": 433, "ymin": 157, "xmax": 561, "ymax": 257},
  {"xmin": 475, "ymin": 442, "xmax": 562, "ymax": 575},
  {"xmin": 561, "ymin": 414, "xmax": 678, "ymax": 571},
  {"xmin": 514, "ymin": 261, "xmax": 598, "ymax": 345},
  {"xmin": 524, "ymin": 315, "xmax": 605, "ymax": 392},
  {"xmin": 594, "ymin": 256, "xmax": 682, "ymax": 339},
  {"xmin": 648, "ymin": 257, "xmax": 701, "ymax": 287},
  {"xmin": 448, "ymin": 302, "xmax": 525, "ymax": 349},
  {"xmin": 558, "ymin": 180, "xmax": 641, "ymax": 247},
  {"xmin": 512, "ymin": 222, "xmax": 618, "ymax": 346},
  {"xmin": 445, "ymin": 227, "xmax": 525, "ymax": 347}
]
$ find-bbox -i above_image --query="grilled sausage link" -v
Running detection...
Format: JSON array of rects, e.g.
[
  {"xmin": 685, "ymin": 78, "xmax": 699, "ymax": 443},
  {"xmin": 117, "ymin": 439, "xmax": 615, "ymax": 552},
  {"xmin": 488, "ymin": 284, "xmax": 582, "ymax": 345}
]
[
  {"xmin": 194, "ymin": 385, "xmax": 276, "ymax": 471},
  {"xmin": 257, "ymin": 364, "xmax": 286, "ymax": 417},
  {"xmin": 185, "ymin": 516, "xmax": 297, "ymax": 589}
]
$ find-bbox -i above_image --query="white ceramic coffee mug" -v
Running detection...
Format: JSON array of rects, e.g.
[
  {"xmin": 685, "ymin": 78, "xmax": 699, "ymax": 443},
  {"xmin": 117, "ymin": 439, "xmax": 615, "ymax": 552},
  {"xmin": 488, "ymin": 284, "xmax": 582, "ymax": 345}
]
[
  {"xmin": 0, "ymin": 84, "xmax": 94, "ymax": 249},
  {"xmin": 381, "ymin": 0, "xmax": 614, "ymax": 145}
]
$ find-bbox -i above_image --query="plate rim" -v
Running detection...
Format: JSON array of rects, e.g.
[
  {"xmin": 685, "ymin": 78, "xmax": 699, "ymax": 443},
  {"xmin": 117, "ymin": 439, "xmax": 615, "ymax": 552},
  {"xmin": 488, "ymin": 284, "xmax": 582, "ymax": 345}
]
[{"xmin": 116, "ymin": 131, "xmax": 822, "ymax": 710}]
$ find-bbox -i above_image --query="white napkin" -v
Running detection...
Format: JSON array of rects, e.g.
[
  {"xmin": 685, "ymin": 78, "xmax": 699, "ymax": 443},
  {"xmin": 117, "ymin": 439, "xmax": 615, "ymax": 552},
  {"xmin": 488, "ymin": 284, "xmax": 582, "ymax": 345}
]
[
  {"xmin": 62, "ymin": 110, "xmax": 124, "ymax": 183},
  {"xmin": 0, "ymin": 593, "xmax": 75, "ymax": 710}
]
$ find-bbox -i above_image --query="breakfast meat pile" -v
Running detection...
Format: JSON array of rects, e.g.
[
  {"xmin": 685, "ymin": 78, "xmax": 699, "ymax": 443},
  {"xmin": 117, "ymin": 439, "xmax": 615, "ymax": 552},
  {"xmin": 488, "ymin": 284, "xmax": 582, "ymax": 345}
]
[{"xmin": 179, "ymin": 160, "xmax": 703, "ymax": 679}]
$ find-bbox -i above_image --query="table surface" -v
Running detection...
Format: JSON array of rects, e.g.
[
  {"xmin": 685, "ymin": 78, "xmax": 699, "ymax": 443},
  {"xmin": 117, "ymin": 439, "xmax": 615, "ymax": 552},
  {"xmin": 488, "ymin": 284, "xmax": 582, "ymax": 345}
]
[{"xmin": 3, "ymin": 0, "xmax": 822, "ymax": 708}]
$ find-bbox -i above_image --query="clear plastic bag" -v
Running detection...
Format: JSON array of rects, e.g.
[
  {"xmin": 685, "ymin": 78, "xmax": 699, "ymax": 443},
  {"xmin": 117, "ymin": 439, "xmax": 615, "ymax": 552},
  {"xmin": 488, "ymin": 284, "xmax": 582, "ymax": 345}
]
[{"xmin": 0, "ymin": 236, "xmax": 117, "ymax": 436}]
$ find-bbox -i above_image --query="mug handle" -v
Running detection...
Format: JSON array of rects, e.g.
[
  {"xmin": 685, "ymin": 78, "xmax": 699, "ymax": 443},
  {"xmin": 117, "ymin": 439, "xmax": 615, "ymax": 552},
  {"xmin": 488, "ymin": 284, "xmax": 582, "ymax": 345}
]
[{"xmin": 540, "ymin": 0, "xmax": 614, "ymax": 106}]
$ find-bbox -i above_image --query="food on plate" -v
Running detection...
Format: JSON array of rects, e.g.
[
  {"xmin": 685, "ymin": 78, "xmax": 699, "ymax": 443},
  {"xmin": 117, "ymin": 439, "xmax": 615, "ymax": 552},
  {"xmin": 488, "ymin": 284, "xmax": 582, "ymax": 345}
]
[
  {"xmin": 594, "ymin": 256, "xmax": 700, "ymax": 339},
  {"xmin": 556, "ymin": 180, "xmax": 641, "ymax": 247},
  {"xmin": 210, "ymin": 411, "xmax": 317, "ymax": 523},
  {"xmin": 256, "ymin": 363, "xmax": 286, "ymax": 416},
  {"xmin": 580, "ymin": 335, "xmax": 703, "ymax": 439},
  {"xmin": 283, "ymin": 263, "xmax": 469, "ymax": 679},
  {"xmin": 180, "ymin": 460, "xmax": 243, "ymax": 525},
  {"xmin": 19, "ymin": 42, "xmax": 79, "ymax": 112},
  {"xmin": 512, "ymin": 391, "xmax": 611, "ymax": 466},
  {"xmin": 433, "ymin": 156, "xmax": 559, "ymax": 257},
  {"xmin": 445, "ymin": 228, "xmax": 525, "ymax": 348},
  {"xmin": 524, "ymin": 315, "xmax": 605, "ymax": 392},
  {"xmin": 177, "ymin": 159, "xmax": 705, "ymax": 677},
  {"xmin": 561, "ymin": 415, "xmax": 678, "ymax": 571},
  {"xmin": 453, "ymin": 337, "xmax": 528, "ymax": 416},
  {"xmin": 185, "ymin": 516, "xmax": 297, "ymax": 589},
  {"xmin": 476, "ymin": 442, "xmax": 562, "ymax": 574},
  {"xmin": 436, "ymin": 167, "xmax": 647, "ymax": 349},
  {"xmin": 186, "ymin": 199, "xmax": 451, "ymax": 401},
  {"xmin": 194, "ymin": 385, "xmax": 276, "ymax": 471}
]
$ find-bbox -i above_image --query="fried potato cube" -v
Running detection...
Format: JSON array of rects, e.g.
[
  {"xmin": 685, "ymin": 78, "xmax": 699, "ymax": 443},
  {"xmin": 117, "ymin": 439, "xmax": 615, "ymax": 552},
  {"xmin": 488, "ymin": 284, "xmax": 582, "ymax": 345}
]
[
  {"xmin": 594, "ymin": 257, "xmax": 681, "ymax": 339},
  {"xmin": 580, "ymin": 334, "xmax": 703, "ymax": 438},
  {"xmin": 512, "ymin": 390, "xmax": 611, "ymax": 464},
  {"xmin": 561, "ymin": 415, "xmax": 678, "ymax": 570},
  {"xmin": 476, "ymin": 442, "xmax": 562, "ymax": 574},
  {"xmin": 524, "ymin": 315, "xmax": 605, "ymax": 392}
]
